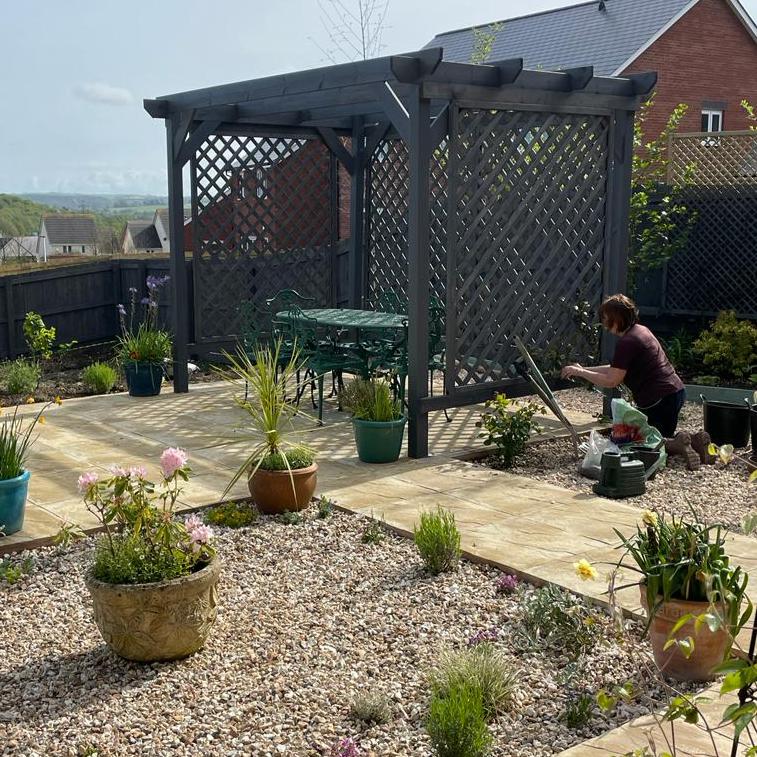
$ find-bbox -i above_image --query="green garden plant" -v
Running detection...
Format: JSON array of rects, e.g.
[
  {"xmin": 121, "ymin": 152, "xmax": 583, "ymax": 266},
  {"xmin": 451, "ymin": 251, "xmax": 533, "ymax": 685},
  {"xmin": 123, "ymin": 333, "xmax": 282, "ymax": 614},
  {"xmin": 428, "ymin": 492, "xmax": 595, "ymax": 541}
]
[
  {"xmin": 339, "ymin": 377, "xmax": 402, "ymax": 421},
  {"xmin": 562, "ymin": 693, "xmax": 594, "ymax": 729},
  {"xmin": 414, "ymin": 506, "xmax": 461, "ymax": 575},
  {"xmin": 361, "ymin": 513, "xmax": 386, "ymax": 544},
  {"xmin": 204, "ymin": 501, "xmax": 259, "ymax": 529},
  {"xmin": 476, "ymin": 394, "xmax": 544, "ymax": 468},
  {"xmin": 426, "ymin": 681, "xmax": 492, "ymax": 757},
  {"xmin": 278, "ymin": 511, "xmax": 303, "ymax": 525},
  {"xmin": 117, "ymin": 276, "xmax": 172, "ymax": 366},
  {"xmin": 0, "ymin": 556, "xmax": 32, "ymax": 584},
  {"xmin": 81, "ymin": 362, "xmax": 117, "ymax": 394},
  {"xmin": 0, "ymin": 403, "xmax": 50, "ymax": 480},
  {"xmin": 317, "ymin": 495, "xmax": 334, "ymax": 519},
  {"xmin": 349, "ymin": 691, "xmax": 392, "ymax": 726},
  {"xmin": 23, "ymin": 311, "xmax": 56, "ymax": 360},
  {"xmin": 1, "ymin": 358, "xmax": 41, "ymax": 395},
  {"xmin": 428, "ymin": 644, "xmax": 517, "ymax": 720},
  {"xmin": 692, "ymin": 311, "xmax": 757, "ymax": 380}
]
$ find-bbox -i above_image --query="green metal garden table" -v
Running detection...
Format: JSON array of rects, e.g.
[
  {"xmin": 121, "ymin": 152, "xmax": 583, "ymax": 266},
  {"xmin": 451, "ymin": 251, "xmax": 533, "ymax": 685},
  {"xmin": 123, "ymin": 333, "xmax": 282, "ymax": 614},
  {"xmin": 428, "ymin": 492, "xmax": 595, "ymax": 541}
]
[{"xmin": 274, "ymin": 308, "xmax": 407, "ymax": 330}]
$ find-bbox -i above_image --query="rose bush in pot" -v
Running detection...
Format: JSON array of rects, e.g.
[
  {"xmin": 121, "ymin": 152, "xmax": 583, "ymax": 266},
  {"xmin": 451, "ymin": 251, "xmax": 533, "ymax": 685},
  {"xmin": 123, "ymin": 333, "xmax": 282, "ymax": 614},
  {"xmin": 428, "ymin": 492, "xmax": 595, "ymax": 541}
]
[{"xmin": 80, "ymin": 448, "xmax": 219, "ymax": 662}]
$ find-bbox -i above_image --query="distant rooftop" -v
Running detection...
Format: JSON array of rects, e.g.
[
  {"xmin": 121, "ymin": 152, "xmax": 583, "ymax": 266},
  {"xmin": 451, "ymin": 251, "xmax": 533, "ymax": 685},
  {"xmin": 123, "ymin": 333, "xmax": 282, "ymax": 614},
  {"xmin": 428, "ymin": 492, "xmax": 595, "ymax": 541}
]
[
  {"xmin": 41, "ymin": 214, "xmax": 97, "ymax": 245},
  {"xmin": 126, "ymin": 220, "xmax": 161, "ymax": 250}
]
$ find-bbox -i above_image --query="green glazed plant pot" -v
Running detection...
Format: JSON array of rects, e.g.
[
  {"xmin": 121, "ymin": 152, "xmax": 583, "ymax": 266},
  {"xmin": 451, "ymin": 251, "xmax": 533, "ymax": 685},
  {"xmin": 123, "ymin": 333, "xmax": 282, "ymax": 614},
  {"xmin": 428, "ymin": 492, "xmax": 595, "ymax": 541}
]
[
  {"xmin": 124, "ymin": 361, "xmax": 164, "ymax": 397},
  {"xmin": 352, "ymin": 416, "xmax": 407, "ymax": 464},
  {"xmin": 85, "ymin": 558, "xmax": 221, "ymax": 662},
  {"xmin": 0, "ymin": 469, "xmax": 31, "ymax": 536}
]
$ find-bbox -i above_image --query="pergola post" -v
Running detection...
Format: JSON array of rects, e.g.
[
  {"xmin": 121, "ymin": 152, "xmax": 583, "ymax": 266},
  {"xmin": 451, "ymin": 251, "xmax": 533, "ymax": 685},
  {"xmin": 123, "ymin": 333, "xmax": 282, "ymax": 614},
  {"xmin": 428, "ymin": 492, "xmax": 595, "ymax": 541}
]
[
  {"xmin": 166, "ymin": 116, "xmax": 189, "ymax": 392},
  {"xmin": 406, "ymin": 88, "xmax": 432, "ymax": 458},
  {"xmin": 601, "ymin": 108, "xmax": 636, "ymax": 413},
  {"xmin": 348, "ymin": 117, "xmax": 365, "ymax": 308}
]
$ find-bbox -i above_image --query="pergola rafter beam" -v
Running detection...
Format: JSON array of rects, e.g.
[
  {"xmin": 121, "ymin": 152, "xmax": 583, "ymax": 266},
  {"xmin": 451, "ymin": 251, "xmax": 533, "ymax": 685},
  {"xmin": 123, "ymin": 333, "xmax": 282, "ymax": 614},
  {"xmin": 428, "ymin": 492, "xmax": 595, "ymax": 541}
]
[{"xmin": 378, "ymin": 82, "xmax": 411, "ymax": 143}]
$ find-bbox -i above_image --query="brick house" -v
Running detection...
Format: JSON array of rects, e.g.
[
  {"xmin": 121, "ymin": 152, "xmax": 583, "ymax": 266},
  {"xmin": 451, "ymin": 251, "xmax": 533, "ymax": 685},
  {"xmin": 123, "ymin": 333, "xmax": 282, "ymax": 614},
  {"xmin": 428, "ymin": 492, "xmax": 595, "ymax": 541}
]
[{"xmin": 426, "ymin": 0, "xmax": 757, "ymax": 138}]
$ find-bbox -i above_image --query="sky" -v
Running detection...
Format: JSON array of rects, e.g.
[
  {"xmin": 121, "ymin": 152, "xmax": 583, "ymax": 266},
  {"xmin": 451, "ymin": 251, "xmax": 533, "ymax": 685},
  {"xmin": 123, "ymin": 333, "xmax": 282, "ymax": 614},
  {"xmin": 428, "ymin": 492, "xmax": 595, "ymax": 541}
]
[{"xmin": 2, "ymin": 0, "xmax": 756, "ymax": 196}]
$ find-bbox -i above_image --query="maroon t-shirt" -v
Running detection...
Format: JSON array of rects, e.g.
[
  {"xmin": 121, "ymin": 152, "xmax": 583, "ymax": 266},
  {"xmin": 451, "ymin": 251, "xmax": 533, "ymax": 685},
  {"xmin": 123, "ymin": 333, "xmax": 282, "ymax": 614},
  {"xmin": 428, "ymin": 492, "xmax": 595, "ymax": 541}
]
[{"xmin": 611, "ymin": 324, "xmax": 684, "ymax": 408}]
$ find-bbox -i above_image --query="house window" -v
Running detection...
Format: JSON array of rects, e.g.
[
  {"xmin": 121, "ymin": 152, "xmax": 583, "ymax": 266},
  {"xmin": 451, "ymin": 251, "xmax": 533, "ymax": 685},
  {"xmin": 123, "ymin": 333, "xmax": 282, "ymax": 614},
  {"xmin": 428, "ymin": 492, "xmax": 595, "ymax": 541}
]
[
  {"xmin": 701, "ymin": 109, "xmax": 723, "ymax": 132},
  {"xmin": 81, "ymin": 245, "xmax": 85, "ymax": 253}
]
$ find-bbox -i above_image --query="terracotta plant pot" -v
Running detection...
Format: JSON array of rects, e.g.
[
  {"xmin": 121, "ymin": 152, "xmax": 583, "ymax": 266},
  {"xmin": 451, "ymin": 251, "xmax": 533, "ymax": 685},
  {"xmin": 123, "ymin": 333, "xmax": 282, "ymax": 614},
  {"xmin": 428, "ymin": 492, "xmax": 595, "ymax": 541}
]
[
  {"xmin": 248, "ymin": 463, "xmax": 318, "ymax": 514},
  {"xmin": 640, "ymin": 585, "xmax": 732, "ymax": 681},
  {"xmin": 85, "ymin": 559, "xmax": 220, "ymax": 662}
]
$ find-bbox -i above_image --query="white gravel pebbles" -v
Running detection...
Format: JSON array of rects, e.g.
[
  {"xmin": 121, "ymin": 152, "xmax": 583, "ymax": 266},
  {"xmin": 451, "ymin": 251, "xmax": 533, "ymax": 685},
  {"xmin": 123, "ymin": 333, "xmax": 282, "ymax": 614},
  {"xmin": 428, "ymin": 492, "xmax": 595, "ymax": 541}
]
[{"xmin": 2, "ymin": 505, "xmax": 688, "ymax": 757}]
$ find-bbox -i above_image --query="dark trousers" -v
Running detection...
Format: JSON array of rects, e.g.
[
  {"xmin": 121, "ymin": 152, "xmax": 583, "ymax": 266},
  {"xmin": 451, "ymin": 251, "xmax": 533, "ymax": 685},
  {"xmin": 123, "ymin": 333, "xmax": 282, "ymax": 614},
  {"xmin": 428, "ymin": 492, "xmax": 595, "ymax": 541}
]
[{"xmin": 641, "ymin": 388, "xmax": 686, "ymax": 438}]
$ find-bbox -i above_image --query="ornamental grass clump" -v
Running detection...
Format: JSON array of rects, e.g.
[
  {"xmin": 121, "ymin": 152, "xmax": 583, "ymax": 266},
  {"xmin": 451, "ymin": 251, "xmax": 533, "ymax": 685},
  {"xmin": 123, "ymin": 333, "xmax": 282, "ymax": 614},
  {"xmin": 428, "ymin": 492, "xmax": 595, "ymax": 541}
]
[
  {"xmin": 82, "ymin": 362, "xmax": 117, "ymax": 394},
  {"xmin": 426, "ymin": 681, "xmax": 492, "ymax": 757},
  {"xmin": 0, "ymin": 402, "xmax": 52, "ymax": 481},
  {"xmin": 339, "ymin": 377, "xmax": 402, "ymax": 421},
  {"xmin": 79, "ymin": 448, "xmax": 216, "ymax": 585},
  {"xmin": 414, "ymin": 506, "xmax": 461, "ymax": 575},
  {"xmin": 116, "ymin": 275, "xmax": 172, "ymax": 365}
]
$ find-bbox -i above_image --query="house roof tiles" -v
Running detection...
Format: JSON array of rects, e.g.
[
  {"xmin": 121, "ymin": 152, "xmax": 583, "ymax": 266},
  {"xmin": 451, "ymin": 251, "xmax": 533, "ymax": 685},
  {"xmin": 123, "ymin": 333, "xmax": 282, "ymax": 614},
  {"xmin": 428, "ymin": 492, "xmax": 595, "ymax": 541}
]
[
  {"xmin": 41, "ymin": 214, "xmax": 97, "ymax": 245},
  {"xmin": 126, "ymin": 221, "xmax": 161, "ymax": 250}
]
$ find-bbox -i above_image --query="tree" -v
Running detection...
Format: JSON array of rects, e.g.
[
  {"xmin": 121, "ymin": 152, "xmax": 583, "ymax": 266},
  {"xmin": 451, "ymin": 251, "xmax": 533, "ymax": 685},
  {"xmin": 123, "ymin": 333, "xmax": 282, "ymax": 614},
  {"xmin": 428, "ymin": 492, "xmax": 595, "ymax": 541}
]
[
  {"xmin": 469, "ymin": 22, "xmax": 502, "ymax": 65},
  {"xmin": 311, "ymin": 0, "xmax": 390, "ymax": 63}
]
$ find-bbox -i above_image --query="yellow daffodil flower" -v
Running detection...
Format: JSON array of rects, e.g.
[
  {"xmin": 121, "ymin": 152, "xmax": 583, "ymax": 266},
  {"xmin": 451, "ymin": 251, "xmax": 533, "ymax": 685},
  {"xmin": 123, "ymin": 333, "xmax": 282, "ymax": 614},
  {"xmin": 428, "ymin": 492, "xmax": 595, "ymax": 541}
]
[{"xmin": 574, "ymin": 558, "xmax": 598, "ymax": 581}]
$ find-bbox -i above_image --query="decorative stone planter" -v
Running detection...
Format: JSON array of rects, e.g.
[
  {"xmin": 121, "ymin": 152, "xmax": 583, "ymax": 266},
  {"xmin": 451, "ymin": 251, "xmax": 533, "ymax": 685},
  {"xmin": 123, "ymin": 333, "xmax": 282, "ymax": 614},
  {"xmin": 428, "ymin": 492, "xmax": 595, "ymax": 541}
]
[
  {"xmin": 248, "ymin": 464, "xmax": 318, "ymax": 514},
  {"xmin": 0, "ymin": 470, "xmax": 31, "ymax": 536},
  {"xmin": 640, "ymin": 585, "xmax": 732, "ymax": 682},
  {"xmin": 124, "ymin": 361, "xmax": 164, "ymax": 397},
  {"xmin": 85, "ymin": 559, "xmax": 221, "ymax": 662}
]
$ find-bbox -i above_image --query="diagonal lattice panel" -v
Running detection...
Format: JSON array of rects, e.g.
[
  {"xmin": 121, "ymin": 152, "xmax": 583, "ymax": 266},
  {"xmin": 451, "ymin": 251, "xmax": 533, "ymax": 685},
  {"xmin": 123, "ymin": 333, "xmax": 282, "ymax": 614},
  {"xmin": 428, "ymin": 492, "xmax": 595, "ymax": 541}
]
[
  {"xmin": 191, "ymin": 134, "xmax": 333, "ymax": 342},
  {"xmin": 664, "ymin": 132, "xmax": 757, "ymax": 317},
  {"xmin": 449, "ymin": 107, "xmax": 610, "ymax": 386}
]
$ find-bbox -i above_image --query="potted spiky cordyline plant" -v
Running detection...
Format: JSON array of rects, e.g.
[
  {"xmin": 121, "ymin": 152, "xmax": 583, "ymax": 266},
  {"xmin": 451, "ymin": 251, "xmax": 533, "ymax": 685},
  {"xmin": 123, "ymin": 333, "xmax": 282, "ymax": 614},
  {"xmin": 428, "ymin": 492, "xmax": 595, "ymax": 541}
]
[{"xmin": 220, "ymin": 340, "xmax": 317, "ymax": 514}]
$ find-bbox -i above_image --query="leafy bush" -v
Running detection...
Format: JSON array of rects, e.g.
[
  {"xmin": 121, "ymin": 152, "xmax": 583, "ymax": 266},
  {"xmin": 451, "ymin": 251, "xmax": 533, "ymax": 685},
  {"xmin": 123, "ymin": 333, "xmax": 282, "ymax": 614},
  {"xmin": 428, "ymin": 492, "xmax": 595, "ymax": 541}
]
[
  {"xmin": 2, "ymin": 358, "xmax": 41, "ymax": 395},
  {"xmin": 23, "ymin": 311, "xmax": 56, "ymax": 360},
  {"xmin": 414, "ymin": 507, "xmax": 461, "ymax": 575},
  {"xmin": 562, "ymin": 693, "xmax": 594, "ymax": 729},
  {"xmin": 317, "ymin": 495, "xmax": 334, "ymax": 519},
  {"xmin": 340, "ymin": 377, "xmax": 402, "ymax": 421},
  {"xmin": 426, "ymin": 682, "xmax": 492, "ymax": 757},
  {"xmin": 93, "ymin": 533, "xmax": 192, "ymax": 584},
  {"xmin": 362, "ymin": 514, "xmax": 386, "ymax": 544},
  {"xmin": 258, "ymin": 446, "xmax": 315, "ymax": 471},
  {"xmin": 518, "ymin": 584, "xmax": 602, "ymax": 657},
  {"xmin": 428, "ymin": 644, "xmax": 517, "ymax": 719},
  {"xmin": 349, "ymin": 692, "xmax": 392, "ymax": 726},
  {"xmin": 82, "ymin": 362, "xmax": 117, "ymax": 394},
  {"xmin": 476, "ymin": 394, "xmax": 544, "ymax": 468},
  {"xmin": 692, "ymin": 311, "xmax": 757, "ymax": 380},
  {"xmin": 204, "ymin": 501, "xmax": 259, "ymax": 528}
]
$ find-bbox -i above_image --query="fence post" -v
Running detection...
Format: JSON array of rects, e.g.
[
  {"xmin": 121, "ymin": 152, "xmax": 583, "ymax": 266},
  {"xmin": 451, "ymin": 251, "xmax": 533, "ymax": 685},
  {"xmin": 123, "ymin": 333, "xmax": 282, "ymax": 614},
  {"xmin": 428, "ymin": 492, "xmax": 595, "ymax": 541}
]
[{"xmin": 5, "ymin": 279, "xmax": 16, "ymax": 359}]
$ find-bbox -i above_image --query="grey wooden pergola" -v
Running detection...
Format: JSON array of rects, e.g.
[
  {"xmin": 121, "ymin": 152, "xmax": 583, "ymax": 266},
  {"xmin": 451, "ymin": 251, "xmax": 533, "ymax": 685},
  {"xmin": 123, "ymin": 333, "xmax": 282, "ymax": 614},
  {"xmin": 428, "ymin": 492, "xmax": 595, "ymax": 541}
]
[{"xmin": 145, "ymin": 48, "xmax": 655, "ymax": 458}]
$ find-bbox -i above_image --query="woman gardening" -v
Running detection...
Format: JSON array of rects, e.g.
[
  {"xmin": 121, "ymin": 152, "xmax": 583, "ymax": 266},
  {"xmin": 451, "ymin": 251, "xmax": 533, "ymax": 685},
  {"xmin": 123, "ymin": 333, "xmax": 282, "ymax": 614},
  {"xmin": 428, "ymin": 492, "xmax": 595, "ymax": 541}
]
[{"xmin": 561, "ymin": 294, "xmax": 685, "ymax": 437}]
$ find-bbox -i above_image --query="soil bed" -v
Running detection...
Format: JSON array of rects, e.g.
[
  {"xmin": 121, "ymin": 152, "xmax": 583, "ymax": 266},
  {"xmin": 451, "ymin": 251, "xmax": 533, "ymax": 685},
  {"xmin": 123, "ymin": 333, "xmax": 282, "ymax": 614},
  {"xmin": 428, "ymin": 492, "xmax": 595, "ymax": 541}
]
[
  {"xmin": 498, "ymin": 389, "xmax": 756, "ymax": 533},
  {"xmin": 1, "ymin": 505, "xmax": 690, "ymax": 757}
]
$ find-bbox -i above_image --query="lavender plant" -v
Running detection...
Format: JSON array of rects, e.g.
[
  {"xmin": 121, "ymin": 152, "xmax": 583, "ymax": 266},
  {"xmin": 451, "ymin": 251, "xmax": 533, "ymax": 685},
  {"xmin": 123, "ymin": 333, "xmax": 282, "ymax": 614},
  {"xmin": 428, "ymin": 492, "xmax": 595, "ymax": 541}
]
[{"xmin": 116, "ymin": 275, "xmax": 172, "ymax": 365}]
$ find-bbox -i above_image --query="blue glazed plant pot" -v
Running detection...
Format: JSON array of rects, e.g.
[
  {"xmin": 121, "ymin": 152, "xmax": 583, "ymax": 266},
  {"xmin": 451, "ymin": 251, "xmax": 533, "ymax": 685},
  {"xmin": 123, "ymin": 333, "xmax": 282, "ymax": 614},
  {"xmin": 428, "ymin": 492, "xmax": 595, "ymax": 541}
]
[
  {"xmin": 0, "ymin": 470, "xmax": 31, "ymax": 536},
  {"xmin": 124, "ymin": 361, "xmax": 164, "ymax": 397}
]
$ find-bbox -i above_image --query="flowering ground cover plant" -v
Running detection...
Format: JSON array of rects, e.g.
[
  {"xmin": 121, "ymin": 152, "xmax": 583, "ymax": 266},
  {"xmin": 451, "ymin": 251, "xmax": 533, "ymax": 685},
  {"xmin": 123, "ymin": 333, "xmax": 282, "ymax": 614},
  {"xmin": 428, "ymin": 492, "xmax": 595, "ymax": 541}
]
[
  {"xmin": 78, "ymin": 447, "xmax": 215, "ymax": 584},
  {"xmin": 116, "ymin": 275, "xmax": 172, "ymax": 365}
]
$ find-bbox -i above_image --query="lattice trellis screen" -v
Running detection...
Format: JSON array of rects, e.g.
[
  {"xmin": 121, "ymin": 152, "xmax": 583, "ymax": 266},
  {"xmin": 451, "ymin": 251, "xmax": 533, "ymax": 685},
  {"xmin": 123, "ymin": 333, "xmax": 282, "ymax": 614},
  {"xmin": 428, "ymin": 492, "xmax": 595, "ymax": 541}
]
[
  {"xmin": 449, "ymin": 108, "xmax": 610, "ymax": 387},
  {"xmin": 365, "ymin": 138, "xmax": 448, "ymax": 308},
  {"xmin": 664, "ymin": 132, "xmax": 757, "ymax": 317},
  {"xmin": 191, "ymin": 134, "xmax": 333, "ymax": 342}
]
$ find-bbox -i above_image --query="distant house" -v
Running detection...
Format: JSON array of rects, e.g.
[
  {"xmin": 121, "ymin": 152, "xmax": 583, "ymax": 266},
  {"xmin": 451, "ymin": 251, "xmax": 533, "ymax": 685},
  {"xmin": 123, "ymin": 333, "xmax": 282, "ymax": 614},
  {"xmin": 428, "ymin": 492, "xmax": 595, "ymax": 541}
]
[
  {"xmin": 426, "ymin": 0, "xmax": 757, "ymax": 138},
  {"xmin": 122, "ymin": 220, "xmax": 162, "ymax": 254},
  {"xmin": 38, "ymin": 214, "xmax": 98, "ymax": 257}
]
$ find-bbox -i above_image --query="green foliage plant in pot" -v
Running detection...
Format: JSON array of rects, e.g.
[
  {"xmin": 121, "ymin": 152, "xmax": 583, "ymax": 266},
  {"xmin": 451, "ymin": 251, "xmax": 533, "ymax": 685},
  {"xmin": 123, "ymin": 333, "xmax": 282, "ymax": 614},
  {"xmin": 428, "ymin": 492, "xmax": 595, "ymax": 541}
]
[
  {"xmin": 0, "ymin": 401, "xmax": 55, "ymax": 536},
  {"xmin": 219, "ymin": 341, "xmax": 317, "ymax": 514},
  {"xmin": 117, "ymin": 275, "xmax": 172, "ymax": 397},
  {"xmin": 339, "ymin": 377, "xmax": 406, "ymax": 463},
  {"xmin": 79, "ymin": 448, "xmax": 220, "ymax": 662},
  {"xmin": 616, "ymin": 510, "xmax": 752, "ymax": 682}
]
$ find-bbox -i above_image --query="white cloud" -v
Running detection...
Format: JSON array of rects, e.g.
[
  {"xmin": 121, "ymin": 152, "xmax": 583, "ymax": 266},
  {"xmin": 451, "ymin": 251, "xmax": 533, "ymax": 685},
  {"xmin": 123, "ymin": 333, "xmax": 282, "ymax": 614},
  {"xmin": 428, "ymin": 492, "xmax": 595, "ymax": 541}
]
[{"xmin": 73, "ymin": 82, "xmax": 134, "ymax": 106}]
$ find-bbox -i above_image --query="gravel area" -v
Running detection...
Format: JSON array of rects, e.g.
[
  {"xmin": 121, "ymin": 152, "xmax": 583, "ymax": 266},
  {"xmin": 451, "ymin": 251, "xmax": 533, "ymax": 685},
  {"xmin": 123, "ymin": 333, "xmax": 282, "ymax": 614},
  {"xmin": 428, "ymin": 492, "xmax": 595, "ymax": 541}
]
[
  {"xmin": 2, "ymin": 506, "xmax": 683, "ymax": 757},
  {"xmin": 504, "ymin": 389, "xmax": 756, "ymax": 533}
]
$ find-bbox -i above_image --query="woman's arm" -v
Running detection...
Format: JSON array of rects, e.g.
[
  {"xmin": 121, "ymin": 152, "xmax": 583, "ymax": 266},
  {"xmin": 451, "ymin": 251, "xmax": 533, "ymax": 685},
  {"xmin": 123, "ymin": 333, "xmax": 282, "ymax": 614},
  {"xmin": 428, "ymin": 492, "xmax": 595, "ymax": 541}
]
[{"xmin": 561, "ymin": 363, "xmax": 626, "ymax": 388}]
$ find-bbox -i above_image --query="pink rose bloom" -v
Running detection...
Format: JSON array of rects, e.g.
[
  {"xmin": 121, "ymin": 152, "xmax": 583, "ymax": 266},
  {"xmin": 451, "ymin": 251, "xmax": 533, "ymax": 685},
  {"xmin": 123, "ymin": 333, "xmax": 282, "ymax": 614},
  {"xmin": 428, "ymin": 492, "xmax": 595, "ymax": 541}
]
[
  {"xmin": 128, "ymin": 465, "xmax": 147, "ymax": 480},
  {"xmin": 77, "ymin": 471, "xmax": 99, "ymax": 493},
  {"xmin": 160, "ymin": 447, "xmax": 188, "ymax": 479}
]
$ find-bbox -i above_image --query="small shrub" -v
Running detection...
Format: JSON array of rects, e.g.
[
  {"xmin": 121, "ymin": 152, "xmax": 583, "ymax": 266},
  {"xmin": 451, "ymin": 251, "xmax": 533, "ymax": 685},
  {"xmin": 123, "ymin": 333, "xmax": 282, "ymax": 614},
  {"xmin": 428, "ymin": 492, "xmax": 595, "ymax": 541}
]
[
  {"xmin": 476, "ymin": 393, "xmax": 545, "ymax": 467},
  {"xmin": 204, "ymin": 501, "xmax": 258, "ymax": 528},
  {"xmin": 278, "ymin": 511, "xmax": 303, "ymax": 525},
  {"xmin": 317, "ymin": 495, "xmax": 334, "ymax": 519},
  {"xmin": 517, "ymin": 584, "xmax": 602, "ymax": 658},
  {"xmin": 428, "ymin": 644, "xmax": 517, "ymax": 719},
  {"xmin": 0, "ymin": 556, "xmax": 32, "ymax": 584},
  {"xmin": 692, "ymin": 311, "xmax": 757, "ymax": 380},
  {"xmin": 258, "ymin": 446, "xmax": 315, "ymax": 471},
  {"xmin": 426, "ymin": 681, "xmax": 492, "ymax": 757},
  {"xmin": 495, "ymin": 574, "xmax": 519, "ymax": 595},
  {"xmin": 361, "ymin": 512, "xmax": 386, "ymax": 544},
  {"xmin": 82, "ymin": 362, "xmax": 117, "ymax": 394},
  {"xmin": 349, "ymin": 692, "xmax": 392, "ymax": 726},
  {"xmin": 414, "ymin": 506, "xmax": 461, "ymax": 575},
  {"xmin": 93, "ymin": 533, "xmax": 190, "ymax": 585},
  {"xmin": 562, "ymin": 693, "xmax": 594, "ymax": 729},
  {"xmin": 1, "ymin": 358, "xmax": 41, "ymax": 395},
  {"xmin": 23, "ymin": 311, "xmax": 56, "ymax": 360}
]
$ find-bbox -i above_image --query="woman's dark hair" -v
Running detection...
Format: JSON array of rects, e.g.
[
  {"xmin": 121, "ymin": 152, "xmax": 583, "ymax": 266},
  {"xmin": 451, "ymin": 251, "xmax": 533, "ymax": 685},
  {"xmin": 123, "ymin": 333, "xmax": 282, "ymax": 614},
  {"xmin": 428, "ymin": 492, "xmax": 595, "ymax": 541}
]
[{"xmin": 598, "ymin": 294, "xmax": 639, "ymax": 333}]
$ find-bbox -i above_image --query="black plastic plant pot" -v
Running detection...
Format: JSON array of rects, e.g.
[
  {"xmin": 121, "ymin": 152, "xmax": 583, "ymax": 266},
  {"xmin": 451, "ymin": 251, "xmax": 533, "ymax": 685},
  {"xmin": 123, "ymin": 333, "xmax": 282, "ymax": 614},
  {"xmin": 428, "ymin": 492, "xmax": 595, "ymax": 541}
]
[
  {"xmin": 124, "ymin": 361, "xmax": 164, "ymax": 397},
  {"xmin": 701, "ymin": 396, "xmax": 750, "ymax": 448},
  {"xmin": 352, "ymin": 416, "xmax": 407, "ymax": 464}
]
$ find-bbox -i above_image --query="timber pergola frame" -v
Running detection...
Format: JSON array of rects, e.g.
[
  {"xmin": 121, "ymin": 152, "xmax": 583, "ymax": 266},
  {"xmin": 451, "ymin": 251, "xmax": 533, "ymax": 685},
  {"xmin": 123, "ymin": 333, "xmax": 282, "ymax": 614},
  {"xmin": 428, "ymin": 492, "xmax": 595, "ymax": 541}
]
[{"xmin": 145, "ymin": 47, "xmax": 655, "ymax": 458}]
